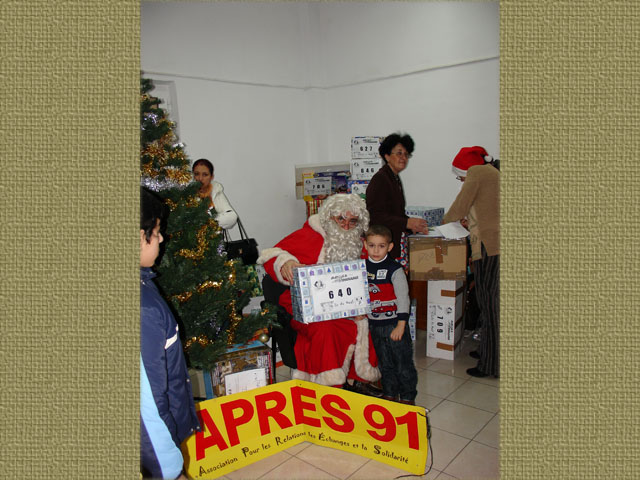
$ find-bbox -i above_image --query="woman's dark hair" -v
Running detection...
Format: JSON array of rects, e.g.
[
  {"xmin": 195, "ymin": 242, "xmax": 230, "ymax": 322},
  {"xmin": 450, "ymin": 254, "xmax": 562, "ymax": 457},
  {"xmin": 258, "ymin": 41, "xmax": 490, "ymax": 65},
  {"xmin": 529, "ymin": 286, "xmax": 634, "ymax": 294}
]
[
  {"xmin": 378, "ymin": 133, "xmax": 415, "ymax": 163},
  {"xmin": 141, "ymin": 187, "xmax": 165, "ymax": 242},
  {"xmin": 192, "ymin": 158, "xmax": 214, "ymax": 174}
]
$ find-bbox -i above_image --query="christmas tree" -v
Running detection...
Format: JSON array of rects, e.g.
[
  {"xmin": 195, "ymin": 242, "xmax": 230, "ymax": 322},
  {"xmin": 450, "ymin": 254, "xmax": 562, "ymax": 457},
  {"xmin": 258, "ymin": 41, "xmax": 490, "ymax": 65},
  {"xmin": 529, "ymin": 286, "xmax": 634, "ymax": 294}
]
[{"xmin": 140, "ymin": 76, "xmax": 275, "ymax": 370}]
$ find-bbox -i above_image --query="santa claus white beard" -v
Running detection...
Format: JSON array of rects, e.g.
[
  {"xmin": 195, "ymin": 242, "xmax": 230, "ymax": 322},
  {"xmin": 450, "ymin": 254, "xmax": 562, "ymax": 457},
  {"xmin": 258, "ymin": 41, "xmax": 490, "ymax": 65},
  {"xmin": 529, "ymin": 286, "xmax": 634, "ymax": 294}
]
[{"xmin": 323, "ymin": 220, "xmax": 363, "ymax": 263}]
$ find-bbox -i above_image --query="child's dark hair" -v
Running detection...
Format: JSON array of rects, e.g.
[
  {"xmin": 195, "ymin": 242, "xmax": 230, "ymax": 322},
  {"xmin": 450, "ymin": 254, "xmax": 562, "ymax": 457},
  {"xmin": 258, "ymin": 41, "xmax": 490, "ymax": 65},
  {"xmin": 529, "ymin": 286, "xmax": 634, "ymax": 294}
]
[
  {"xmin": 379, "ymin": 133, "xmax": 415, "ymax": 163},
  {"xmin": 365, "ymin": 224, "xmax": 393, "ymax": 243},
  {"xmin": 192, "ymin": 158, "xmax": 214, "ymax": 174},
  {"xmin": 141, "ymin": 187, "xmax": 165, "ymax": 242}
]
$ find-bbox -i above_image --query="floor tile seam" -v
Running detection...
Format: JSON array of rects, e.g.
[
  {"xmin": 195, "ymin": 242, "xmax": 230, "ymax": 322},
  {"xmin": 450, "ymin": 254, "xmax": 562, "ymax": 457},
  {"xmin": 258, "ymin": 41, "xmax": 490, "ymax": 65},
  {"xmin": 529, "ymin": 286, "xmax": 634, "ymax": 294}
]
[
  {"xmin": 442, "ymin": 378, "xmax": 471, "ymax": 398},
  {"xmin": 421, "ymin": 396, "xmax": 445, "ymax": 411},
  {"xmin": 423, "ymin": 367, "xmax": 472, "ymax": 379},
  {"xmin": 246, "ymin": 452, "xmax": 295, "ymax": 480},
  {"xmin": 422, "ymin": 466, "xmax": 443, "ymax": 479},
  {"xmin": 468, "ymin": 412, "xmax": 499, "ymax": 448},
  {"xmin": 438, "ymin": 397, "xmax": 499, "ymax": 415},
  {"xmin": 416, "ymin": 390, "xmax": 446, "ymax": 401},
  {"xmin": 292, "ymin": 451, "xmax": 355, "ymax": 480},
  {"xmin": 434, "ymin": 435, "xmax": 474, "ymax": 474},
  {"xmin": 430, "ymin": 426, "xmax": 470, "ymax": 442},
  {"xmin": 440, "ymin": 440, "xmax": 499, "ymax": 479},
  {"xmin": 468, "ymin": 437, "xmax": 499, "ymax": 450},
  {"xmin": 466, "ymin": 378, "xmax": 500, "ymax": 388},
  {"xmin": 343, "ymin": 458, "xmax": 373, "ymax": 480}
]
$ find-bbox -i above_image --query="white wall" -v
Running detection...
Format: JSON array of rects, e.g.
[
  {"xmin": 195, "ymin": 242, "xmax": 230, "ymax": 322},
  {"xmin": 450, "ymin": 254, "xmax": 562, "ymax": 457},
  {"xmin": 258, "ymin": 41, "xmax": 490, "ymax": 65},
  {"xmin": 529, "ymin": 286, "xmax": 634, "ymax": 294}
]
[{"xmin": 141, "ymin": 1, "xmax": 499, "ymax": 251}]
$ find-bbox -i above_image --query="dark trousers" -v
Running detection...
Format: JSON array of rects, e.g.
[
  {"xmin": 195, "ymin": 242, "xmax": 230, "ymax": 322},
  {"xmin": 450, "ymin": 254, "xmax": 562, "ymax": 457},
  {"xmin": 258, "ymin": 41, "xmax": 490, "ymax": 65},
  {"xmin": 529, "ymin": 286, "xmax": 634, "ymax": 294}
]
[
  {"xmin": 473, "ymin": 244, "xmax": 500, "ymax": 377},
  {"xmin": 369, "ymin": 323, "xmax": 418, "ymax": 401}
]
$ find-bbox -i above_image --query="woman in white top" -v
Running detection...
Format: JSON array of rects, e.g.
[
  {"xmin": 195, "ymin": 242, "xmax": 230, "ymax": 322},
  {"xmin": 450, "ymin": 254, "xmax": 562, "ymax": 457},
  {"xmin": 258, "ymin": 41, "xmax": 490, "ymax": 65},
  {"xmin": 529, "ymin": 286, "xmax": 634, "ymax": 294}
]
[{"xmin": 191, "ymin": 158, "xmax": 238, "ymax": 229}]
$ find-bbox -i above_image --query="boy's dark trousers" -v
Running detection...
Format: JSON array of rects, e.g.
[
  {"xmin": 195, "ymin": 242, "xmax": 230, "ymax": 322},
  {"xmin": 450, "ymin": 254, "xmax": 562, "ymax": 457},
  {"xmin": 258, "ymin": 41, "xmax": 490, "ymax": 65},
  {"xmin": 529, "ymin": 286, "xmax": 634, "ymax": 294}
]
[{"xmin": 369, "ymin": 322, "xmax": 418, "ymax": 402}]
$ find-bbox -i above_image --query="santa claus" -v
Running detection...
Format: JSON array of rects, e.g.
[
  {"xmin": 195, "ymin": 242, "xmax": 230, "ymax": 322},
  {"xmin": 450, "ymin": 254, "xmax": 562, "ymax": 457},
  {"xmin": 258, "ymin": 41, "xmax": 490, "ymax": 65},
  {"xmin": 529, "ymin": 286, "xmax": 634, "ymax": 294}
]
[{"xmin": 258, "ymin": 194, "xmax": 381, "ymax": 392}]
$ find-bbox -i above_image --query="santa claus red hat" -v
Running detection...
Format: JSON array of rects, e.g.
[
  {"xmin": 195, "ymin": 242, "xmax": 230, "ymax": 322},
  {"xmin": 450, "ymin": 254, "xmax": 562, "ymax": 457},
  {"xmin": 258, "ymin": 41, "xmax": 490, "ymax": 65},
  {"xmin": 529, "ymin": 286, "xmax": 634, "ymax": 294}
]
[{"xmin": 452, "ymin": 146, "xmax": 493, "ymax": 177}]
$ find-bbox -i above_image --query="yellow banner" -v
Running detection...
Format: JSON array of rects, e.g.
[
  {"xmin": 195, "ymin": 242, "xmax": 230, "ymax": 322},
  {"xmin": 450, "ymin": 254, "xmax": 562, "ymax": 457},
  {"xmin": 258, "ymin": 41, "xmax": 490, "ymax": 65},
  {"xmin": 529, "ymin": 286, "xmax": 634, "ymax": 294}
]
[{"xmin": 182, "ymin": 380, "xmax": 427, "ymax": 479}]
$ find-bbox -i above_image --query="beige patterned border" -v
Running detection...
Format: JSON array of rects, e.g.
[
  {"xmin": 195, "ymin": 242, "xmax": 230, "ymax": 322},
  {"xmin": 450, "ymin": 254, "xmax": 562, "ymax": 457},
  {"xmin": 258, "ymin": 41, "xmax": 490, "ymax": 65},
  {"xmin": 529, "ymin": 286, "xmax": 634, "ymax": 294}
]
[{"xmin": 2, "ymin": 1, "xmax": 638, "ymax": 478}]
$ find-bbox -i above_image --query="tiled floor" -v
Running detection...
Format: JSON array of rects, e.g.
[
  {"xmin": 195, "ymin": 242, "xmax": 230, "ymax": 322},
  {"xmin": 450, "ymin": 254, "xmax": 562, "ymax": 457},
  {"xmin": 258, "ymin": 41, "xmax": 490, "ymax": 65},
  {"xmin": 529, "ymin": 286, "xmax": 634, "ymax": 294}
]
[{"xmin": 212, "ymin": 329, "xmax": 499, "ymax": 479}]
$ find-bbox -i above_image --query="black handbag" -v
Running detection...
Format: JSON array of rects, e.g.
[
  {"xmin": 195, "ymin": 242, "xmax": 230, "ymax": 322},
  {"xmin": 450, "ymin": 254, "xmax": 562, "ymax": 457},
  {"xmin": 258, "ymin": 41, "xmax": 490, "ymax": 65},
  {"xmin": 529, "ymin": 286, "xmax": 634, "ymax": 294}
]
[{"xmin": 223, "ymin": 218, "xmax": 259, "ymax": 265}]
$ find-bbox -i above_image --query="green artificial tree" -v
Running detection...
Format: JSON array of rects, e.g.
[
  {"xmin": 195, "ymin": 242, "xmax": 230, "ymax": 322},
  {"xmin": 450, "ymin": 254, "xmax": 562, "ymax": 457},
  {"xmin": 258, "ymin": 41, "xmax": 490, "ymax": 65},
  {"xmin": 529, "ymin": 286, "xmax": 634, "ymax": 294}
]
[{"xmin": 140, "ymin": 76, "xmax": 275, "ymax": 370}]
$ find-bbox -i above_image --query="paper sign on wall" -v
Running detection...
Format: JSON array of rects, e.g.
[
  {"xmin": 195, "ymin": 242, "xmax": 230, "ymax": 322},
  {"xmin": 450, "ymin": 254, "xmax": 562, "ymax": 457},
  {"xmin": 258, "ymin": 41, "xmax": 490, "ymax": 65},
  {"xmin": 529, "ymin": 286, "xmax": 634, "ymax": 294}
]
[{"xmin": 303, "ymin": 177, "xmax": 332, "ymax": 196}]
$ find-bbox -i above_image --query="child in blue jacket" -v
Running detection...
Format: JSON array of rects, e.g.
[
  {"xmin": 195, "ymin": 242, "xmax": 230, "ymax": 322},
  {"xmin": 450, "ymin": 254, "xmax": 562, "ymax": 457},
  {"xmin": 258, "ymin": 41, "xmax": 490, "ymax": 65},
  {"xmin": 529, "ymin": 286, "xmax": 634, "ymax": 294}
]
[{"xmin": 140, "ymin": 188, "xmax": 200, "ymax": 479}]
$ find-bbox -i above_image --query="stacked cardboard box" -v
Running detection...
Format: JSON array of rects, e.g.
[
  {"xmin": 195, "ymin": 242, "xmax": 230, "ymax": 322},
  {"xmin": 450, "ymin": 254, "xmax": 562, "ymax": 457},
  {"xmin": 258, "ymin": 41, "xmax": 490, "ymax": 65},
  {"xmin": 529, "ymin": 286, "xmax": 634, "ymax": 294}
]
[
  {"xmin": 291, "ymin": 259, "xmax": 370, "ymax": 323},
  {"xmin": 405, "ymin": 206, "xmax": 445, "ymax": 227},
  {"xmin": 408, "ymin": 236, "xmax": 467, "ymax": 282},
  {"xmin": 426, "ymin": 280, "xmax": 464, "ymax": 360}
]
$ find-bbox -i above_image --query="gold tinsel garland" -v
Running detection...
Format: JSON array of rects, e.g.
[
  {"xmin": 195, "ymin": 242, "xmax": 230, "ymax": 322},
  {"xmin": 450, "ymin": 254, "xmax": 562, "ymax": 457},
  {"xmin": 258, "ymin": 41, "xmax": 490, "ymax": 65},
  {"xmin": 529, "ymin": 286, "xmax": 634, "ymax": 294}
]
[
  {"xmin": 226, "ymin": 299, "xmax": 243, "ymax": 347},
  {"xmin": 197, "ymin": 280, "xmax": 223, "ymax": 293},
  {"xmin": 184, "ymin": 335, "xmax": 211, "ymax": 350},
  {"xmin": 173, "ymin": 278, "xmax": 222, "ymax": 304},
  {"xmin": 176, "ymin": 219, "xmax": 217, "ymax": 261},
  {"xmin": 164, "ymin": 198, "xmax": 178, "ymax": 211},
  {"xmin": 165, "ymin": 167, "xmax": 193, "ymax": 185},
  {"xmin": 185, "ymin": 195, "xmax": 201, "ymax": 208},
  {"xmin": 142, "ymin": 142, "xmax": 168, "ymax": 165},
  {"xmin": 173, "ymin": 291, "xmax": 193, "ymax": 303}
]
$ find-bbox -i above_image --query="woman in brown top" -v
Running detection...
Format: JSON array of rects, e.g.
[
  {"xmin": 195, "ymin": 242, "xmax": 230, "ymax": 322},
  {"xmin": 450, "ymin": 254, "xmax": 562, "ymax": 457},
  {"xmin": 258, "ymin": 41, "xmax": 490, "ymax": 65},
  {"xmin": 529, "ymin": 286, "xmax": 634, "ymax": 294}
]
[
  {"xmin": 365, "ymin": 133, "xmax": 428, "ymax": 263},
  {"xmin": 443, "ymin": 146, "xmax": 500, "ymax": 378}
]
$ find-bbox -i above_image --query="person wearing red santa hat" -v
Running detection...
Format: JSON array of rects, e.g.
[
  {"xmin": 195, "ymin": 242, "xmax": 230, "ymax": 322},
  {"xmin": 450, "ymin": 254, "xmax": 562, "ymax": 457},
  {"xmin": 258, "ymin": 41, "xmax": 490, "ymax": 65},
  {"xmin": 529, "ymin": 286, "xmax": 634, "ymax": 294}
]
[
  {"xmin": 257, "ymin": 193, "xmax": 382, "ymax": 395},
  {"xmin": 443, "ymin": 146, "xmax": 500, "ymax": 378}
]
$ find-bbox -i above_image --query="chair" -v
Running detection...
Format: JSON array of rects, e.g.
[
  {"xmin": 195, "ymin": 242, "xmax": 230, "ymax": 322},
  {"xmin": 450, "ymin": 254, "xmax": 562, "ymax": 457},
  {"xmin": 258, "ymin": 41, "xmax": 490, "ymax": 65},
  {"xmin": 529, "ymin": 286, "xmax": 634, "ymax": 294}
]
[{"xmin": 260, "ymin": 275, "xmax": 298, "ymax": 375}]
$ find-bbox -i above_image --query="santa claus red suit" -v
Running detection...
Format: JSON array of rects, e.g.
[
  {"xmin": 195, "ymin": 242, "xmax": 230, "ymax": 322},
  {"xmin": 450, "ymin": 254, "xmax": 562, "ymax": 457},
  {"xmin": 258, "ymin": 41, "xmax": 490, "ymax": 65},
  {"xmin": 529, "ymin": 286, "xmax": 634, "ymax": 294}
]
[{"xmin": 257, "ymin": 194, "xmax": 380, "ymax": 387}]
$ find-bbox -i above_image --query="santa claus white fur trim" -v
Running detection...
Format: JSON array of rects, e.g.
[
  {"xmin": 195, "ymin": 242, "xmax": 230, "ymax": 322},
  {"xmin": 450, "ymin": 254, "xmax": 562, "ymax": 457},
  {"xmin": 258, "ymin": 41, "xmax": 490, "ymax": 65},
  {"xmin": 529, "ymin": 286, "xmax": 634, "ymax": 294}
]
[
  {"xmin": 352, "ymin": 318, "xmax": 381, "ymax": 382},
  {"xmin": 256, "ymin": 216, "xmax": 329, "ymax": 283},
  {"xmin": 256, "ymin": 247, "xmax": 299, "ymax": 284},
  {"xmin": 290, "ymin": 344, "xmax": 355, "ymax": 386}
]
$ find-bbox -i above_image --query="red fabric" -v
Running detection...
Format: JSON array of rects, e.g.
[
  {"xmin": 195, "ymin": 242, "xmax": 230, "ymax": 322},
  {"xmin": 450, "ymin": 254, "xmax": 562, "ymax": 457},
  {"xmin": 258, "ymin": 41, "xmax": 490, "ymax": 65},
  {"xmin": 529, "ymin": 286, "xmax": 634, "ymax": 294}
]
[
  {"xmin": 264, "ymin": 219, "xmax": 377, "ymax": 384},
  {"xmin": 452, "ymin": 146, "xmax": 487, "ymax": 172},
  {"xmin": 263, "ymin": 220, "xmax": 325, "ymax": 288},
  {"xmin": 290, "ymin": 318, "xmax": 376, "ymax": 384}
]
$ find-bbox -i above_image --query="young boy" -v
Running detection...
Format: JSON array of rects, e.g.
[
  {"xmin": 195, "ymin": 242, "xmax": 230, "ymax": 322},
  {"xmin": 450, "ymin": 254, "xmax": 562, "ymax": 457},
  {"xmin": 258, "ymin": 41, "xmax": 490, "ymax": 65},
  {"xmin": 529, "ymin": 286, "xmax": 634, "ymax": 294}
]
[
  {"xmin": 364, "ymin": 224, "xmax": 418, "ymax": 405},
  {"xmin": 140, "ymin": 188, "xmax": 200, "ymax": 479}
]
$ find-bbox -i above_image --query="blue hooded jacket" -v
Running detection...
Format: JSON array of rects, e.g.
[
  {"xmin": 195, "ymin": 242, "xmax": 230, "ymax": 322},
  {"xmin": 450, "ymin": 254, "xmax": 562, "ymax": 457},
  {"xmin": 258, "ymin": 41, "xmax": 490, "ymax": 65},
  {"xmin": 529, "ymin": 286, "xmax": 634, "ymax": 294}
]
[{"xmin": 140, "ymin": 267, "xmax": 200, "ymax": 478}]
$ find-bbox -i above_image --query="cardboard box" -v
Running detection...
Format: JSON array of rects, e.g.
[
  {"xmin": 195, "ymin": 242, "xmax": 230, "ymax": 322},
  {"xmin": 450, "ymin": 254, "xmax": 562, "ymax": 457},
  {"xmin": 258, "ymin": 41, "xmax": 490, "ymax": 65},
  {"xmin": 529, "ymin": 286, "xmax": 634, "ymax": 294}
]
[
  {"xmin": 351, "ymin": 136, "xmax": 383, "ymax": 159},
  {"xmin": 408, "ymin": 236, "xmax": 467, "ymax": 282},
  {"xmin": 201, "ymin": 341, "xmax": 273, "ymax": 398},
  {"xmin": 405, "ymin": 206, "xmax": 445, "ymax": 227},
  {"xmin": 426, "ymin": 280, "xmax": 464, "ymax": 360},
  {"xmin": 291, "ymin": 260, "xmax": 370, "ymax": 323},
  {"xmin": 350, "ymin": 158, "xmax": 382, "ymax": 180}
]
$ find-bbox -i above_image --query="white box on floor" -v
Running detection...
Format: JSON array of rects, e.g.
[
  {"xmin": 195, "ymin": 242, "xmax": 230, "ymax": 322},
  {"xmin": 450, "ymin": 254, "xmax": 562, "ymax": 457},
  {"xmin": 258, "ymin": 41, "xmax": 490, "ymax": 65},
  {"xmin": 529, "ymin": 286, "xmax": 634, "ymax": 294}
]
[{"xmin": 426, "ymin": 280, "xmax": 464, "ymax": 360}]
